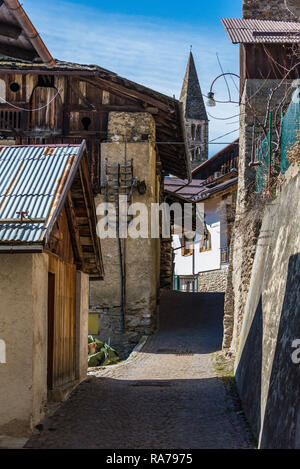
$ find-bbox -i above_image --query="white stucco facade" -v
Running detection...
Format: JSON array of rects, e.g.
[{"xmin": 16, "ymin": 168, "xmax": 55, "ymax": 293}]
[{"xmin": 173, "ymin": 196, "xmax": 231, "ymax": 278}]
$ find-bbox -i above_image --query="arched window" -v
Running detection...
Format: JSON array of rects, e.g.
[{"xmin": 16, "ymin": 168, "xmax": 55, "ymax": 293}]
[
  {"xmin": 191, "ymin": 124, "xmax": 196, "ymax": 140},
  {"xmin": 29, "ymin": 86, "xmax": 63, "ymax": 131}
]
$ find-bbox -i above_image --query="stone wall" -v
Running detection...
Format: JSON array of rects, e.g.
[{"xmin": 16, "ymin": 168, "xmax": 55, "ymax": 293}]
[
  {"xmin": 243, "ymin": 0, "xmax": 300, "ymax": 20},
  {"xmin": 160, "ymin": 238, "xmax": 173, "ymax": 291},
  {"xmin": 235, "ymin": 163, "xmax": 300, "ymax": 448},
  {"xmin": 90, "ymin": 112, "xmax": 161, "ymax": 357},
  {"xmin": 198, "ymin": 268, "xmax": 228, "ymax": 293}
]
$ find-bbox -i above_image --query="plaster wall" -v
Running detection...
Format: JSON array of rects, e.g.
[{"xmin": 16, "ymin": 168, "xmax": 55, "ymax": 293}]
[
  {"xmin": 0, "ymin": 253, "xmax": 48, "ymax": 436},
  {"xmin": 76, "ymin": 271, "xmax": 89, "ymax": 382},
  {"xmin": 173, "ymin": 196, "xmax": 230, "ymax": 276}
]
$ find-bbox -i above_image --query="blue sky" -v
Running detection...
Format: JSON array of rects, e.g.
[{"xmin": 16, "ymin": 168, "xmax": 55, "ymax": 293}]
[{"xmin": 23, "ymin": 0, "xmax": 242, "ymax": 154}]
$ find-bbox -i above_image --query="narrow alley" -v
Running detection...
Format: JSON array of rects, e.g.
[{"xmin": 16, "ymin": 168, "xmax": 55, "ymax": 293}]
[{"xmin": 25, "ymin": 292, "xmax": 252, "ymax": 449}]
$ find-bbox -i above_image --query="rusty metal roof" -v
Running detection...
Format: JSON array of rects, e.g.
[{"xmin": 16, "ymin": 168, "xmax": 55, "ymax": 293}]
[
  {"xmin": 222, "ymin": 18, "xmax": 300, "ymax": 44},
  {"xmin": 0, "ymin": 143, "xmax": 83, "ymax": 244},
  {"xmin": 165, "ymin": 175, "xmax": 238, "ymax": 202}
]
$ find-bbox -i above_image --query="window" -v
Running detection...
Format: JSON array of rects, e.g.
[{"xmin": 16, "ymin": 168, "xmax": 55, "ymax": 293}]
[
  {"xmin": 81, "ymin": 116, "xmax": 91, "ymax": 131},
  {"xmin": 10, "ymin": 82, "xmax": 20, "ymax": 93},
  {"xmin": 191, "ymin": 124, "xmax": 196, "ymax": 141},
  {"xmin": 200, "ymin": 231, "xmax": 211, "ymax": 252},
  {"xmin": 37, "ymin": 75, "xmax": 54, "ymax": 87},
  {"xmin": 179, "ymin": 276, "xmax": 197, "ymax": 292},
  {"xmin": 0, "ymin": 109, "xmax": 22, "ymax": 130}
]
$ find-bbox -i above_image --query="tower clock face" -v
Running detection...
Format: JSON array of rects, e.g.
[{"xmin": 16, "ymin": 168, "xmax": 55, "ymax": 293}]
[{"xmin": 285, "ymin": 0, "xmax": 300, "ymax": 18}]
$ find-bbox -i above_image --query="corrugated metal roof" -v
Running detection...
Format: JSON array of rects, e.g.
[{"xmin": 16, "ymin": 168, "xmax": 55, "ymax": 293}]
[
  {"xmin": 165, "ymin": 175, "xmax": 238, "ymax": 202},
  {"xmin": 0, "ymin": 144, "xmax": 81, "ymax": 244},
  {"xmin": 222, "ymin": 18, "xmax": 300, "ymax": 44}
]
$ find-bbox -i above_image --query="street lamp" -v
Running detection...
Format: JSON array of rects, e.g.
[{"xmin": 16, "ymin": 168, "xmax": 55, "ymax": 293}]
[
  {"xmin": 207, "ymin": 91, "xmax": 216, "ymax": 107},
  {"xmin": 206, "ymin": 73, "xmax": 240, "ymax": 107}
]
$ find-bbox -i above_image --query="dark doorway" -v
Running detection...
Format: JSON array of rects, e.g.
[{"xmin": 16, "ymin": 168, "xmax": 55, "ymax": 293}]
[{"xmin": 47, "ymin": 272, "xmax": 55, "ymax": 390}]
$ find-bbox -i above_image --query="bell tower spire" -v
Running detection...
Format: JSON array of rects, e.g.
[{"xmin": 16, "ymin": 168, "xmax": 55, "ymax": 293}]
[{"xmin": 180, "ymin": 52, "xmax": 209, "ymax": 169}]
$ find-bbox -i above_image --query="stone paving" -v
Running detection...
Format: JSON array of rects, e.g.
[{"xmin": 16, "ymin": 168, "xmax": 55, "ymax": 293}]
[{"xmin": 25, "ymin": 292, "xmax": 253, "ymax": 449}]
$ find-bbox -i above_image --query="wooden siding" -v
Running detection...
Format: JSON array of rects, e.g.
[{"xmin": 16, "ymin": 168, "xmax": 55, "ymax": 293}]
[
  {"xmin": 240, "ymin": 43, "xmax": 300, "ymax": 91},
  {"xmin": 48, "ymin": 253, "xmax": 76, "ymax": 389},
  {"xmin": 47, "ymin": 206, "xmax": 75, "ymax": 265},
  {"xmin": 29, "ymin": 86, "xmax": 63, "ymax": 132},
  {"xmin": 0, "ymin": 70, "xmax": 190, "ymax": 184}
]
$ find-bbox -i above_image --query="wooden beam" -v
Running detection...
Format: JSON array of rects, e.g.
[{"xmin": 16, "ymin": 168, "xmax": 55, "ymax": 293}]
[
  {"xmin": 0, "ymin": 22, "xmax": 22, "ymax": 40},
  {"xmin": 79, "ymin": 77, "xmax": 141, "ymax": 106},
  {"xmin": 144, "ymin": 106, "xmax": 159, "ymax": 115},
  {"xmin": 78, "ymin": 158, "xmax": 103, "ymax": 275},
  {"xmin": 69, "ymin": 81, "xmax": 96, "ymax": 110},
  {"xmin": 0, "ymin": 43, "xmax": 37, "ymax": 61},
  {"xmin": 67, "ymin": 104, "xmax": 145, "ymax": 113},
  {"xmin": 83, "ymin": 76, "xmax": 173, "ymax": 113}
]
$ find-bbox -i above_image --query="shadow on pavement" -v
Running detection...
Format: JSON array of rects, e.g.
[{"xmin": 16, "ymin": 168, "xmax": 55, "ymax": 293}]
[{"xmin": 25, "ymin": 374, "xmax": 250, "ymax": 449}]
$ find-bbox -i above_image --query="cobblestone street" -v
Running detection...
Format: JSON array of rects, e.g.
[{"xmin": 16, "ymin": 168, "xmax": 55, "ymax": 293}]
[{"xmin": 25, "ymin": 292, "xmax": 253, "ymax": 449}]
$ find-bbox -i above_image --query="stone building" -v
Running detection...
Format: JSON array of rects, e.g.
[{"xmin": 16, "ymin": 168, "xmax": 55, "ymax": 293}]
[
  {"xmin": 243, "ymin": 0, "xmax": 300, "ymax": 20},
  {"xmin": 180, "ymin": 52, "xmax": 209, "ymax": 170},
  {"xmin": 0, "ymin": 143, "xmax": 103, "ymax": 437},
  {"xmin": 89, "ymin": 112, "xmax": 172, "ymax": 355},
  {"xmin": 165, "ymin": 140, "xmax": 238, "ymax": 293},
  {"xmin": 221, "ymin": 0, "xmax": 300, "ymax": 353}
]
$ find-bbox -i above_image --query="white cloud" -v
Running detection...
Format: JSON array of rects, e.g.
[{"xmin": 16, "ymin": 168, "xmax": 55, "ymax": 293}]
[{"xmin": 24, "ymin": 0, "xmax": 240, "ymax": 155}]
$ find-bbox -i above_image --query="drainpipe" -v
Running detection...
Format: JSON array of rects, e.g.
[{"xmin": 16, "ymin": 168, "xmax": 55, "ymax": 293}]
[
  {"xmin": 192, "ymin": 238, "xmax": 195, "ymax": 292},
  {"xmin": 4, "ymin": 0, "xmax": 55, "ymax": 68}
]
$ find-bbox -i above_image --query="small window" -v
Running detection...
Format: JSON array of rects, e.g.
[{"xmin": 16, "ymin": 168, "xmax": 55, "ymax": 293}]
[
  {"xmin": 81, "ymin": 116, "xmax": 91, "ymax": 131},
  {"xmin": 10, "ymin": 82, "xmax": 20, "ymax": 93},
  {"xmin": 200, "ymin": 231, "xmax": 211, "ymax": 252},
  {"xmin": 37, "ymin": 75, "xmax": 54, "ymax": 87},
  {"xmin": 191, "ymin": 124, "xmax": 196, "ymax": 141}
]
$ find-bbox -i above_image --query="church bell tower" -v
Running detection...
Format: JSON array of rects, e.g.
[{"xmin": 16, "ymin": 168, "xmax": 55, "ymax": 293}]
[{"xmin": 180, "ymin": 52, "xmax": 209, "ymax": 170}]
